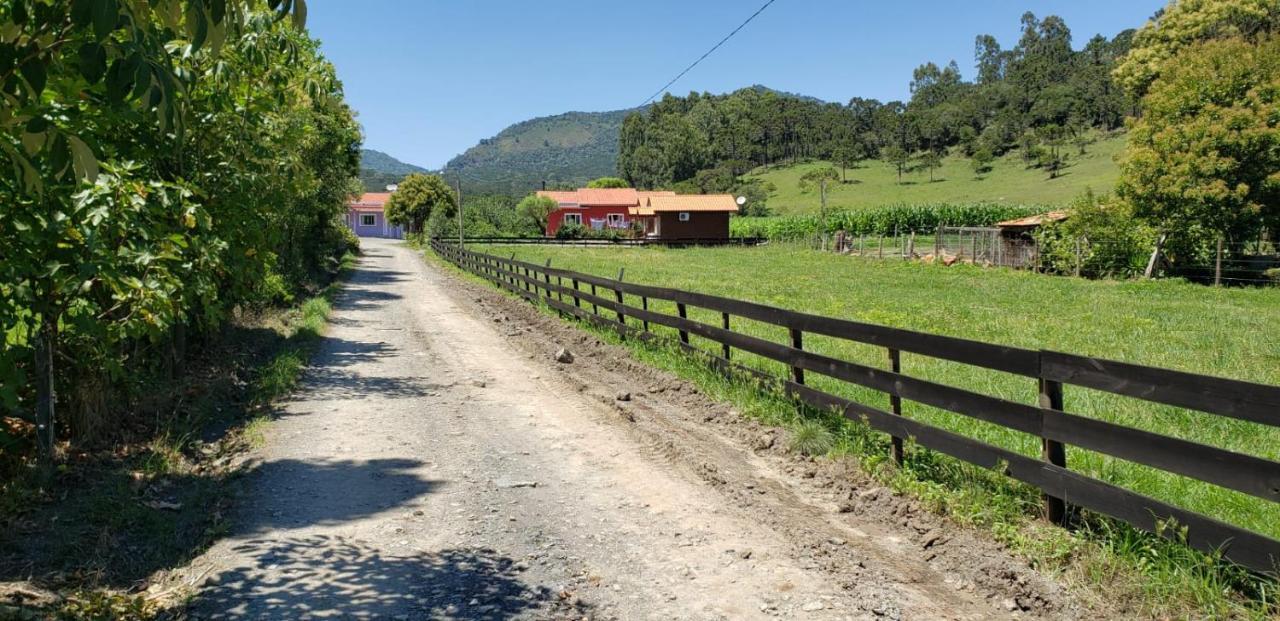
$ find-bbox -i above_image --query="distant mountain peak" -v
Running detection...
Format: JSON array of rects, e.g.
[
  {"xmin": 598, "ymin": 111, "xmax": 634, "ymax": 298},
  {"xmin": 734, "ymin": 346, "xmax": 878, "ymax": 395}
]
[{"xmin": 359, "ymin": 149, "xmax": 429, "ymax": 192}]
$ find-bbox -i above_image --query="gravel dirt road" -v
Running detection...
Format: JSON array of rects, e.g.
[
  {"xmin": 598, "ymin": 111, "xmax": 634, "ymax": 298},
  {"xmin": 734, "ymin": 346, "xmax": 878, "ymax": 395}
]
[{"xmin": 185, "ymin": 238, "xmax": 1102, "ymax": 620}]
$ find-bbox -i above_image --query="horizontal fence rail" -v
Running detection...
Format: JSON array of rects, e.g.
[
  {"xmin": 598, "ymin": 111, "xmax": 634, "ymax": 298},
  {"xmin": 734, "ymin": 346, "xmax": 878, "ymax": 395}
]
[
  {"xmin": 454, "ymin": 236, "xmax": 765, "ymax": 247},
  {"xmin": 430, "ymin": 240, "xmax": 1280, "ymax": 574}
]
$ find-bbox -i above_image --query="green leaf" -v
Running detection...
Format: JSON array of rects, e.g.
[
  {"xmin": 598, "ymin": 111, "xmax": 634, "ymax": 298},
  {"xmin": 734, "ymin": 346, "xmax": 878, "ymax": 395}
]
[
  {"xmin": 106, "ymin": 56, "xmax": 135, "ymax": 102},
  {"xmin": 70, "ymin": 0, "xmax": 94, "ymax": 28},
  {"xmin": 209, "ymin": 0, "xmax": 226, "ymax": 23},
  {"xmin": 92, "ymin": 0, "xmax": 118, "ymax": 41},
  {"xmin": 292, "ymin": 0, "xmax": 307, "ymax": 28},
  {"xmin": 21, "ymin": 130, "xmax": 45, "ymax": 155},
  {"xmin": 78, "ymin": 42, "xmax": 107, "ymax": 84},
  {"xmin": 19, "ymin": 57, "xmax": 46, "ymax": 96},
  {"xmin": 185, "ymin": 0, "xmax": 209, "ymax": 52},
  {"xmin": 131, "ymin": 59, "xmax": 152, "ymax": 102},
  {"xmin": 67, "ymin": 134, "xmax": 99, "ymax": 183}
]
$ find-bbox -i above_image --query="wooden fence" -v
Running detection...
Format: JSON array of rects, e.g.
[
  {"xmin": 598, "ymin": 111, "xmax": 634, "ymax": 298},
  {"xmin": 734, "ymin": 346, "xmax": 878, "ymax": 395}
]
[
  {"xmin": 431, "ymin": 240, "xmax": 1280, "ymax": 574},
  {"xmin": 451, "ymin": 236, "xmax": 765, "ymax": 247}
]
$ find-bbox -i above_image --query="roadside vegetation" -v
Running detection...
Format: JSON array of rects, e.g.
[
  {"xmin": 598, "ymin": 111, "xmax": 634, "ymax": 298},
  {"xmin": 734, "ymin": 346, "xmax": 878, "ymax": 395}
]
[
  {"xmin": 0, "ymin": 2, "xmax": 360, "ymax": 617},
  {"xmin": 464, "ymin": 242, "xmax": 1280, "ymax": 617},
  {"xmin": 0, "ymin": 257, "xmax": 352, "ymax": 619}
]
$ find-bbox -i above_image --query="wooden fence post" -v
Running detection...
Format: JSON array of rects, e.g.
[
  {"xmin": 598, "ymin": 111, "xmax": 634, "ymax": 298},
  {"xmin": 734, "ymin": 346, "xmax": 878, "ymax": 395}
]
[
  {"xmin": 572, "ymin": 279, "xmax": 581, "ymax": 309},
  {"xmin": 590, "ymin": 283, "xmax": 599, "ymax": 315},
  {"xmin": 1039, "ymin": 377, "xmax": 1068, "ymax": 525},
  {"xmin": 789, "ymin": 328, "xmax": 805, "ymax": 385},
  {"xmin": 888, "ymin": 348, "xmax": 904, "ymax": 465},
  {"xmin": 614, "ymin": 268, "xmax": 626, "ymax": 331},
  {"xmin": 543, "ymin": 259, "xmax": 554, "ymax": 301},
  {"xmin": 1074, "ymin": 237, "xmax": 1083, "ymax": 277},
  {"xmin": 676, "ymin": 303, "xmax": 690, "ymax": 344},
  {"xmin": 641, "ymin": 297, "xmax": 650, "ymax": 333},
  {"xmin": 1215, "ymin": 236, "xmax": 1224, "ymax": 286},
  {"xmin": 878, "ymin": 235, "xmax": 884, "ymax": 259},
  {"xmin": 906, "ymin": 232, "xmax": 915, "ymax": 260},
  {"xmin": 721, "ymin": 313, "xmax": 731, "ymax": 360}
]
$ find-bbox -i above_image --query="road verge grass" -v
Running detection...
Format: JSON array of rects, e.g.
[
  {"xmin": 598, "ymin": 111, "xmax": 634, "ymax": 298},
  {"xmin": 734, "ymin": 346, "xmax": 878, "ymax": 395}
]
[
  {"xmin": 427, "ymin": 243, "xmax": 1278, "ymax": 619},
  {"xmin": 0, "ymin": 255, "xmax": 354, "ymax": 620}
]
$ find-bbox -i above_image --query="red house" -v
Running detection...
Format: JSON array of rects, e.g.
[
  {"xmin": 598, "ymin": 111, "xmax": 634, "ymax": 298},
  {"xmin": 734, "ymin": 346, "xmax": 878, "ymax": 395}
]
[
  {"xmin": 537, "ymin": 188, "xmax": 675, "ymax": 236},
  {"xmin": 537, "ymin": 188, "xmax": 738, "ymax": 239}
]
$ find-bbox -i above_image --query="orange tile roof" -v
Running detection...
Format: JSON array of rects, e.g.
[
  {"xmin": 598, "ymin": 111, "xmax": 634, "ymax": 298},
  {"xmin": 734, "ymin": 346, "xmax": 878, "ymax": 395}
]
[
  {"xmin": 351, "ymin": 192, "xmax": 392, "ymax": 206},
  {"xmin": 536, "ymin": 190, "xmax": 581, "ymax": 204},
  {"xmin": 995, "ymin": 211, "xmax": 1069, "ymax": 228},
  {"xmin": 575, "ymin": 188, "xmax": 639, "ymax": 207},
  {"xmin": 645, "ymin": 194, "xmax": 739, "ymax": 213}
]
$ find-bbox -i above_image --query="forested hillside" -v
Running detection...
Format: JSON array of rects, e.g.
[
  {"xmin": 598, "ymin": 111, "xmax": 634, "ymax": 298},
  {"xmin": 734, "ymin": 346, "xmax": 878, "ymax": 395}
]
[
  {"xmin": 360, "ymin": 149, "xmax": 428, "ymax": 192},
  {"xmin": 618, "ymin": 12, "xmax": 1135, "ymax": 192},
  {"xmin": 442, "ymin": 109, "xmax": 633, "ymax": 195}
]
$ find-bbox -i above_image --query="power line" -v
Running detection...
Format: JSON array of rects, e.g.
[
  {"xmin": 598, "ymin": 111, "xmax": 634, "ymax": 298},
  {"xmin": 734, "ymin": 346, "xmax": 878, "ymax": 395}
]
[{"xmin": 639, "ymin": 0, "xmax": 779, "ymax": 107}]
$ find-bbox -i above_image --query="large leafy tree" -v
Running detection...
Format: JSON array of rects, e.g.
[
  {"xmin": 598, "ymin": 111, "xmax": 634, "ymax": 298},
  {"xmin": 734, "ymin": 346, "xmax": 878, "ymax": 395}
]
[
  {"xmin": 585, "ymin": 177, "xmax": 629, "ymax": 189},
  {"xmin": 1114, "ymin": 0, "xmax": 1280, "ymax": 98},
  {"xmin": 0, "ymin": 0, "xmax": 365, "ymax": 461},
  {"xmin": 385, "ymin": 173, "xmax": 457, "ymax": 234},
  {"xmin": 516, "ymin": 194, "xmax": 558, "ymax": 234},
  {"xmin": 1117, "ymin": 35, "xmax": 1280, "ymax": 254}
]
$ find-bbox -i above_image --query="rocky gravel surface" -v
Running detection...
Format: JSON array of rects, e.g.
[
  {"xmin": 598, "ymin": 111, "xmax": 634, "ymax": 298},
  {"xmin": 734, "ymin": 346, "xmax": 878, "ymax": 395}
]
[{"xmin": 182, "ymin": 239, "xmax": 1109, "ymax": 620}]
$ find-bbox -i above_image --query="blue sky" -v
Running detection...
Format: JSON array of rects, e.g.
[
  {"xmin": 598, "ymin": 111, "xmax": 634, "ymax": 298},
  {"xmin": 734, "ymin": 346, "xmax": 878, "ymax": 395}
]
[{"xmin": 307, "ymin": 0, "xmax": 1166, "ymax": 169}]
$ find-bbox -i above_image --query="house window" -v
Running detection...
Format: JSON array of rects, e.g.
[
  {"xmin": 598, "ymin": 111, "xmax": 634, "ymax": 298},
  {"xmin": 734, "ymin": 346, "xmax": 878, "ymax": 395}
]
[
  {"xmin": 360, "ymin": 214, "xmax": 377, "ymax": 226},
  {"xmin": 678, "ymin": 212, "xmax": 691, "ymax": 222},
  {"xmin": 607, "ymin": 213, "xmax": 625, "ymax": 227},
  {"xmin": 563, "ymin": 213, "xmax": 582, "ymax": 226}
]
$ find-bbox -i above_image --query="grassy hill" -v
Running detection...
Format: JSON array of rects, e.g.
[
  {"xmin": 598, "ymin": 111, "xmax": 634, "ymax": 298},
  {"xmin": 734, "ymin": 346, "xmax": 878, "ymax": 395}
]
[
  {"xmin": 360, "ymin": 149, "xmax": 428, "ymax": 192},
  {"xmin": 442, "ymin": 109, "xmax": 633, "ymax": 196},
  {"xmin": 747, "ymin": 132, "xmax": 1126, "ymax": 214}
]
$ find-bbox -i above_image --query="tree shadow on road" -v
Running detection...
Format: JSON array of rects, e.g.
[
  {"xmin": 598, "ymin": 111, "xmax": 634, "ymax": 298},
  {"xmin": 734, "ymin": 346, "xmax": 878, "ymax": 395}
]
[
  {"xmin": 286, "ymin": 366, "xmax": 445, "ymax": 401},
  {"xmin": 235, "ymin": 458, "xmax": 444, "ymax": 534},
  {"xmin": 192, "ymin": 536, "xmax": 588, "ymax": 620}
]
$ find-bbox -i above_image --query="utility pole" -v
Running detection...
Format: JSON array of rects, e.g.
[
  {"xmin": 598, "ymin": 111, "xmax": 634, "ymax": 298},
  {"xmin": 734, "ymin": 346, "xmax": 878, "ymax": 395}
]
[
  {"xmin": 819, "ymin": 179, "xmax": 828, "ymax": 252},
  {"xmin": 456, "ymin": 175, "xmax": 464, "ymax": 248}
]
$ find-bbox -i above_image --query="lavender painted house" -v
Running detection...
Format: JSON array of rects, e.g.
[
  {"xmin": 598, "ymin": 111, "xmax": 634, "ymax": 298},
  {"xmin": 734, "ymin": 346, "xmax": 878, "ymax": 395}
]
[{"xmin": 346, "ymin": 192, "xmax": 404, "ymax": 239}]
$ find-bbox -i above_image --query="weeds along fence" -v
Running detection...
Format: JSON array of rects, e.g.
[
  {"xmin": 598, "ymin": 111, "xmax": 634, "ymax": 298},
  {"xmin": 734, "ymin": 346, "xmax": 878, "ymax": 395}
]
[
  {"xmin": 431, "ymin": 239, "xmax": 1280, "ymax": 574},
  {"xmin": 451, "ymin": 236, "xmax": 765, "ymax": 247},
  {"xmin": 834, "ymin": 227, "xmax": 1039, "ymax": 269}
]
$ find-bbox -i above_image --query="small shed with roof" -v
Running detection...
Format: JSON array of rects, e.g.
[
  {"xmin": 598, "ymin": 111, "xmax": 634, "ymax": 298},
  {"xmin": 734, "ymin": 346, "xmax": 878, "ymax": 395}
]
[{"xmin": 631, "ymin": 194, "xmax": 740, "ymax": 240}]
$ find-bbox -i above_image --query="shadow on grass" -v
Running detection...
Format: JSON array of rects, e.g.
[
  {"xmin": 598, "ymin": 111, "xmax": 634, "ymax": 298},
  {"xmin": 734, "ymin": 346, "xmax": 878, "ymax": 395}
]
[{"xmin": 193, "ymin": 537, "xmax": 585, "ymax": 620}]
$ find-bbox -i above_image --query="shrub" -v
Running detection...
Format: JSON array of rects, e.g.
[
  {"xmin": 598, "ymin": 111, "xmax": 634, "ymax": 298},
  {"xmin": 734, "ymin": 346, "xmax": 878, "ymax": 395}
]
[
  {"xmin": 1036, "ymin": 193, "xmax": 1156, "ymax": 279},
  {"xmin": 788, "ymin": 419, "xmax": 835, "ymax": 456},
  {"xmin": 556, "ymin": 223, "xmax": 587, "ymax": 239}
]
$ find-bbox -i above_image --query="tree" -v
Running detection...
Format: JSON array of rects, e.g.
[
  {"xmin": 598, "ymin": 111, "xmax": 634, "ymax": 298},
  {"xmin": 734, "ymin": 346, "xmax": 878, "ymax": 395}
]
[
  {"xmin": 970, "ymin": 148, "xmax": 995, "ymax": 178},
  {"xmin": 386, "ymin": 174, "xmax": 457, "ymax": 235},
  {"xmin": 1114, "ymin": 0, "xmax": 1280, "ymax": 98},
  {"xmin": 516, "ymin": 194, "xmax": 559, "ymax": 235},
  {"xmin": 883, "ymin": 145, "xmax": 910, "ymax": 183},
  {"xmin": 1117, "ymin": 35, "xmax": 1280, "ymax": 259},
  {"xmin": 586, "ymin": 177, "xmax": 630, "ymax": 189},
  {"xmin": 799, "ymin": 166, "xmax": 841, "ymax": 250},
  {"xmin": 832, "ymin": 145, "xmax": 864, "ymax": 183},
  {"xmin": 0, "ymin": 0, "xmax": 347, "ymax": 463},
  {"xmin": 919, "ymin": 150, "xmax": 944, "ymax": 182}
]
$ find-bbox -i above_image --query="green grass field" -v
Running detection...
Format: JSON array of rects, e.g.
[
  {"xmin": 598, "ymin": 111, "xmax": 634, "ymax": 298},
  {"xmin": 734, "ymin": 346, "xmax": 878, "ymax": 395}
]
[
  {"xmin": 477, "ymin": 243, "xmax": 1280, "ymax": 546},
  {"xmin": 747, "ymin": 133, "xmax": 1125, "ymax": 214}
]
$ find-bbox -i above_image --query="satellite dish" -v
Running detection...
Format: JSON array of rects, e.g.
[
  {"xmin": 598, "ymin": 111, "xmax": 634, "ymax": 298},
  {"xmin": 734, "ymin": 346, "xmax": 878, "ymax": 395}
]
[{"xmin": 736, "ymin": 196, "xmax": 747, "ymax": 206}]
